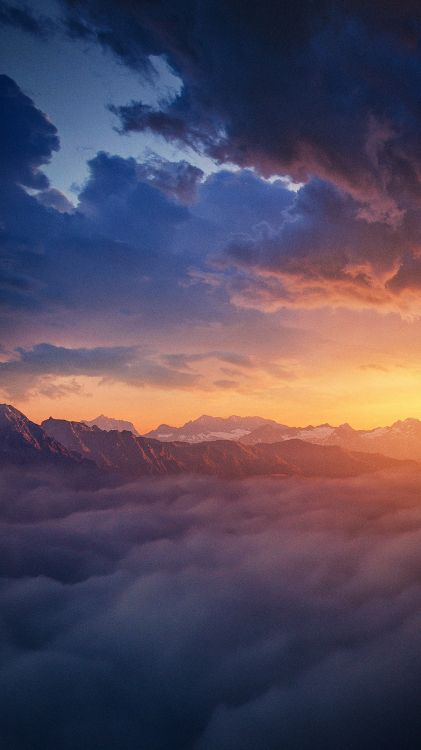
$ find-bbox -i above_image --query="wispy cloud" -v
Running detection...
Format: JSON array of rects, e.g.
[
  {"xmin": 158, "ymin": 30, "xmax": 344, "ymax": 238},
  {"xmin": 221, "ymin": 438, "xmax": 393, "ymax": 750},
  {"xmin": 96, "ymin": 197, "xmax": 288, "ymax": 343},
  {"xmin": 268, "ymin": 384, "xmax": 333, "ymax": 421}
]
[{"xmin": 0, "ymin": 343, "xmax": 200, "ymax": 399}]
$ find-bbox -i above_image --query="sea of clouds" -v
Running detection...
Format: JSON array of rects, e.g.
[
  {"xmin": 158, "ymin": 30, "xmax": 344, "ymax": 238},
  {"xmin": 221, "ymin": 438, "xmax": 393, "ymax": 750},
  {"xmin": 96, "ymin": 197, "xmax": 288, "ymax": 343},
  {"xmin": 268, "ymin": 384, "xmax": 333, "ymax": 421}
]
[{"xmin": 2, "ymin": 468, "xmax": 421, "ymax": 749}]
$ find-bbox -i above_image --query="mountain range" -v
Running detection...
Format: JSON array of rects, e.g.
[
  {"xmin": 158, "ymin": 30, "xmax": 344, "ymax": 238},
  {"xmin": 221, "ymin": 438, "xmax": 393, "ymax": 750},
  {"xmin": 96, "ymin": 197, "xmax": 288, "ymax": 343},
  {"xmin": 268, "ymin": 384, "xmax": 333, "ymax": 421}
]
[
  {"xmin": 145, "ymin": 415, "xmax": 279, "ymax": 442},
  {"xmin": 0, "ymin": 404, "xmax": 415, "ymax": 481},
  {"xmin": 145, "ymin": 414, "xmax": 421, "ymax": 462}
]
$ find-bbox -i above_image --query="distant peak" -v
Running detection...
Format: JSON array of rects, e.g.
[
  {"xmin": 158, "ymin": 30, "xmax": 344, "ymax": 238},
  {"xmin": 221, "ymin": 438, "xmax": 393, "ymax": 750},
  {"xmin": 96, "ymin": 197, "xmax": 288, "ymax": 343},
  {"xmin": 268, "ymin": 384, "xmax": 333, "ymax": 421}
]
[{"xmin": 82, "ymin": 414, "xmax": 140, "ymax": 435}]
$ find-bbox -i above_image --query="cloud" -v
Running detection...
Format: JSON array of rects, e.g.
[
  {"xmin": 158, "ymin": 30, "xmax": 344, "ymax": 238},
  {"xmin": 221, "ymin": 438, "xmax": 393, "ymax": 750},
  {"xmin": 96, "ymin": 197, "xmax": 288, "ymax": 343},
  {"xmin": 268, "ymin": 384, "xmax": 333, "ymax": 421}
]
[
  {"xmin": 0, "ymin": 77, "xmax": 300, "ymax": 364},
  {"xmin": 213, "ymin": 378, "xmax": 239, "ymax": 389},
  {"xmin": 0, "ymin": 74, "xmax": 59, "ymax": 189},
  {"xmin": 3, "ymin": 469, "xmax": 421, "ymax": 748},
  {"xmin": 2, "ymin": 71, "xmax": 408, "ymax": 320},
  {"xmin": 0, "ymin": 343, "xmax": 200, "ymax": 399},
  {"xmin": 200, "ymin": 178, "xmax": 421, "ymax": 313},
  {"xmin": 161, "ymin": 350, "xmax": 295, "ymax": 387},
  {"xmin": 6, "ymin": 71, "xmax": 421, "ymax": 410},
  {"xmin": 0, "ymin": 84, "xmax": 206, "ymax": 334},
  {"xmin": 136, "ymin": 155, "xmax": 204, "ymax": 204},
  {"xmin": 5, "ymin": 9, "xmax": 421, "ymax": 338},
  {"xmin": 76, "ymin": 150, "xmax": 189, "ymax": 240},
  {"xmin": 110, "ymin": 98, "xmax": 222, "ymax": 157},
  {"xmin": 162, "ymin": 351, "xmax": 254, "ymax": 370},
  {"xmin": 36, "ymin": 188, "xmax": 74, "ymax": 213},
  {"xmin": 0, "ymin": 343, "xmax": 294, "ymax": 399},
  {"xmin": 0, "ymin": 2, "xmax": 54, "ymax": 38},
  {"xmin": 62, "ymin": 0, "xmax": 421, "ymax": 222},
  {"xmin": 0, "ymin": 77, "xmax": 303, "ymax": 398}
]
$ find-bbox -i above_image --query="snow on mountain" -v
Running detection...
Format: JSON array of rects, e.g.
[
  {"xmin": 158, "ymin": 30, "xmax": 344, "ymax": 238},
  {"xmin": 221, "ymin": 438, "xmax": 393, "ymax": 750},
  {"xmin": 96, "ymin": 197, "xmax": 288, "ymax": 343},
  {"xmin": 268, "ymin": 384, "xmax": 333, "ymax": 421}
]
[
  {"xmin": 240, "ymin": 423, "xmax": 296, "ymax": 445},
  {"xmin": 83, "ymin": 415, "xmax": 140, "ymax": 435},
  {"xmin": 146, "ymin": 415, "xmax": 279, "ymax": 443},
  {"xmin": 0, "ymin": 403, "xmax": 416, "ymax": 479},
  {"xmin": 41, "ymin": 415, "xmax": 410, "ymax": 479},
  {"xmin": 146, "ymin": 413, "xmax": 421, "ymax": 460},
  {"xmin": 243, "ymin": 417, "xmax": 421, "ymax": 461},
  {"xmin": 296, "ymin": 425, "xmax": 336, "ymax": 441}
]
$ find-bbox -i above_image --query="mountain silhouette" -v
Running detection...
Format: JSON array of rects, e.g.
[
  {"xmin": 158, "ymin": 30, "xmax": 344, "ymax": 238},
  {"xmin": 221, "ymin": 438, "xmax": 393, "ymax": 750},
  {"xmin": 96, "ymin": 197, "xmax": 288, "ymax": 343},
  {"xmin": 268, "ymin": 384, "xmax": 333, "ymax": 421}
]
[
  {"xmin": 41, "ymin": 414, "xmax": 414, "ymax": 479},
  {"xmin": 1, "ymin": 404, "xmax": 415, "ymax": 480}
]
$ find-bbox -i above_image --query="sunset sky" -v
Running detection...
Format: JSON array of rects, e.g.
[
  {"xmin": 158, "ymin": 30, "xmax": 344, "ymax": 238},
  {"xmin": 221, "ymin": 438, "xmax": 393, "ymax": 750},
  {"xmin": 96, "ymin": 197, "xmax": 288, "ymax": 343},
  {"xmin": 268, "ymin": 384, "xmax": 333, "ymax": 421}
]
[{"xmin": 3, "ymin": 0, "xmax": 421, "ymax": 431}]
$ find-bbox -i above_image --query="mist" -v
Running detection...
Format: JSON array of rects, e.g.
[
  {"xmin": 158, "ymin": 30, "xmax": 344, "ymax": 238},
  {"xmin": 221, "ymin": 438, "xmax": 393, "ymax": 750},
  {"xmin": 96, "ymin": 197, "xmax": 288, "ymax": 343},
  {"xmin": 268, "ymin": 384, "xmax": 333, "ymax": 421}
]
[{"xmin": 2, "ymin": 468, "xmax": 421, "ymax": 749}]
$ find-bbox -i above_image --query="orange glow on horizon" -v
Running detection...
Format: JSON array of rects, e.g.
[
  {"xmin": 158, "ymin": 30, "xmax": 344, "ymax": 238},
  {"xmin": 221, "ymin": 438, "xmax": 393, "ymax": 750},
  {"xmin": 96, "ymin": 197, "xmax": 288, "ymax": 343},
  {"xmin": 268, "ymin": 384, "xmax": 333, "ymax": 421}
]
[{"xmin": 11, "ymin": 363, "xmax": 421, "ymax": 433}]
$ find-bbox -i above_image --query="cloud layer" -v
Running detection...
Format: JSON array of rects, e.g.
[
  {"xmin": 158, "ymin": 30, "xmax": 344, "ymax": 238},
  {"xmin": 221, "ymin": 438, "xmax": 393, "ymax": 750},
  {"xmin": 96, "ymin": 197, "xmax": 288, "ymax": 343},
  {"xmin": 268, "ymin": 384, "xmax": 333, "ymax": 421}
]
[
  {"xmin": 47, "ymin": 1, "xmax": 421, "ymax": 313},
  {"xmin": 4, "ymin": 58, "xmax": 421, "ymax": 347},
  {"xmin": 3, "ymin": 469, "xmax": 421, "ymax": 748},
  {"xmin": 62, "ymin": 1, "xmax": 421, "ymax": 214}
]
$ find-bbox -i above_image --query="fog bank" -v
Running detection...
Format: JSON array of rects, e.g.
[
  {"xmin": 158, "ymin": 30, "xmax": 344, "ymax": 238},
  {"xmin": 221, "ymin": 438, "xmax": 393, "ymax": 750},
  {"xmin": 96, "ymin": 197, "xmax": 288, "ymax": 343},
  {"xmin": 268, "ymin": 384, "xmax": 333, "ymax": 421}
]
[{"xmin": 2, "ymin": 469, "xmax": 421, "ymax": 749}]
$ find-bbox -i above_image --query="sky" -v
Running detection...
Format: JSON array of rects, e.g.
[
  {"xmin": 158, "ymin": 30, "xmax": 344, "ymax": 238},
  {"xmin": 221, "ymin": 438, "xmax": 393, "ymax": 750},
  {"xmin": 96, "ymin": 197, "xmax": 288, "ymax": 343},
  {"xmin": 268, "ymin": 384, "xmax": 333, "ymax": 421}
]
[{"xmin": 3, "ymin": 1, "xmax": 421, "ymax": 430}]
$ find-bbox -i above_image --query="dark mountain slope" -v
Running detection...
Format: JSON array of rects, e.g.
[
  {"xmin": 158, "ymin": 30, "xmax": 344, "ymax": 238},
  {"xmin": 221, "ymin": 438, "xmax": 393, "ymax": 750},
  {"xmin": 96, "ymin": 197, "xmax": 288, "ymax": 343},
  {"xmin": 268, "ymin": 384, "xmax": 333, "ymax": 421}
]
[
  {"xmin": 42, "ymin": 418, "xmax": 181, "ymax": 475},
  {"xmin": 0, "ymin": 404, "xmax": 84, "ymax": 467}
]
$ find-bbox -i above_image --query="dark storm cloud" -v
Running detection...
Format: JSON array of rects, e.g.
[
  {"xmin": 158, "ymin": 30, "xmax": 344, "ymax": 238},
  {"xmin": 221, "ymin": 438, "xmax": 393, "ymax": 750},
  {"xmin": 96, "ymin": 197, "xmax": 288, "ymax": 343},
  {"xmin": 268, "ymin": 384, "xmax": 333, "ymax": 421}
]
[
  {"xmin": 62, "ymin": 0, "xmax": 421, "ymax": 222},
  {"xmin": 39, "ymin": 1, "xmax": 421, "ymax": 313},
  {"xmin": 0, "ymin": 74, "xmax": 59, "ymax": 189},
  {"xmin": 0, "ymin": 78, "xmax": 205, "ymax": 333},
  {"xmin": 0, "ymin": 75, "xmax": 299, "ymax": 350},
  {"xmin": 0, "ymin": 76, "xmax": 306, "ymax": 394},
  {"xmin": 0, "ymin": 343, "xmax": 200, "ymax": 399},
  {"xmin": 5, "ymin": 70, "xmax": 421, "ymax": 341},
  {"xmin": 0, "ymin": 2, "xmax": 54, "ymax": 38},
  {"xmin": 3, "ymin": 469, "xmax": 421, "ymax": 748},
  {"xmin": 77, "ymin": 150, "xmax": 188, "ymax": 246},
  {"xmin": 0, "ymin": 78, "xmax": 406, "ymax": 341},
  {"xmin": 210, "ymin": 178, "xmax": 418, "ymax": 312}
]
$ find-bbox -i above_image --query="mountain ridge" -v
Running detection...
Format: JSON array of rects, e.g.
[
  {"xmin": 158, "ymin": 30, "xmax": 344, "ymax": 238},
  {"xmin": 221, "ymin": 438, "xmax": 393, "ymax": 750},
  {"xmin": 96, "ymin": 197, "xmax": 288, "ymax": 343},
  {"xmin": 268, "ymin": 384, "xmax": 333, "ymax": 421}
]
[
  {"xmin": 241, "ymin": 417, "xmax": 421, "ymax": 461},
  {"xmin": 82, "ymin": 414, "xmax": 140, "ymax": 435},
  {"xmin": 145, "ymin": 414, "xmax": 282, "ymax": 443},
  {"xmin": 41, "ymin": 414, "xmax": 415, "ymax": 479},
  {"xmin": 1, "ymin": 404, "xmax": 418, "ymax": 480},
  {"xmin": 143, "ymin": 413, "xmax": 421, "ymax": 461}
]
